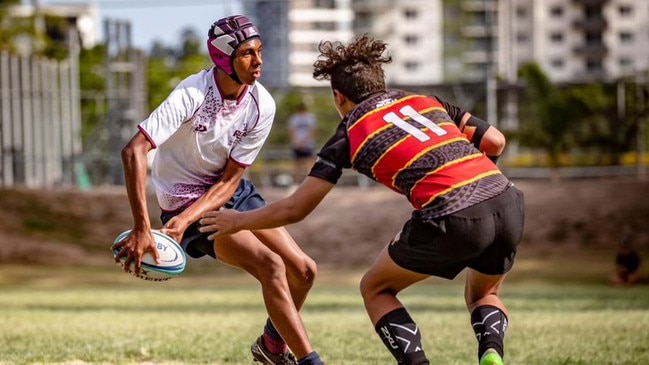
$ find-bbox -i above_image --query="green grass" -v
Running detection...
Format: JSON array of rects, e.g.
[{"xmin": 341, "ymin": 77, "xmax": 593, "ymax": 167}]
[{"xmin": 0, "ymin": 260, "xmax": 648, "ymax": 365}]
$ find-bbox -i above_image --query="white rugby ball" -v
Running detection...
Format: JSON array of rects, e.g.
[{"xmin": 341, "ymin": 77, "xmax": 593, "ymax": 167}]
[{"xmin": 112, "ymin": 229, "xmax": 186, "ymax": 282}]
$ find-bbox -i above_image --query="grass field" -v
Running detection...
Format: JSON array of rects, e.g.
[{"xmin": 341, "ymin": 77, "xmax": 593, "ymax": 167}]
[{"xmin": 1, "ymin": 248, "xmax": 648, "ymax": 365}]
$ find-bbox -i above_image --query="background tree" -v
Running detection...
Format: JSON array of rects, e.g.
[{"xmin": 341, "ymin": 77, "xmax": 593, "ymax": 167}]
[
  {"xmin": 146, "ymin": 27, "xmax": 209, "ymax": 110},
  {"xmin": 517, "ymin": 62, "xmax": 611, "ymax": 181},
  {"xmin": 0, "ymin": 0, "xmax": 33, "ymax": 53},
  {"xmin": 566, "ymin": 83, "xmax": 617, "ymax": 164},
  {"xmin": 178, "ymin": 27, "xmax": 201, "ymax": 60},
  {"xmin": 78, "ymin": 44, "xmax": 107, "ymax": 141},
  {"xmin": 39, "ymin": 14, "xmax": 70, "ymax": 59}
]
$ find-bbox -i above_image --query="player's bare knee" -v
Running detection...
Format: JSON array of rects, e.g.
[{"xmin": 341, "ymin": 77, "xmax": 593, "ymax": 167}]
[
  {"xmin": 359, "ymin": 272, "xmax": 384, "ymax": 301},
  {"xmin": 302, "ymin": 257, "xmax": 317, "ymax": 286},
  {"xmin": 256, "ymin": 252, "xmax": 287, "ymax": 279},
  {"xmin": 288, "ymin": 256, "xmax": 317, "ymax": 289}
]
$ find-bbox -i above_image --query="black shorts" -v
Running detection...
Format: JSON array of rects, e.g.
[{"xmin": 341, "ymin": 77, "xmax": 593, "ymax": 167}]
[
  {"xmin": 160, "ymin": 179, "xmax": 266, "ymax": 259},
  {"xmin": 388, "ymin": 186, "xmax": 525, "ymax": 279},
  {"xmin": 293, "ymin": 147, "xmax": 314, "ymax": 159}
]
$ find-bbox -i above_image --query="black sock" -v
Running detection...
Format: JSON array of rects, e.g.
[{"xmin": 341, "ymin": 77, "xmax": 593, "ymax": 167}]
[
  {"xmin": 374, "ymin": 307, "xmax": 429, "ymax": 365},
  {"xmin": 470, "ymin": 305, "xmax": 508, "ymax": 360},
  {"xmin": 264, "ymin": 318, "xmax": 283, "ymax": 341}
]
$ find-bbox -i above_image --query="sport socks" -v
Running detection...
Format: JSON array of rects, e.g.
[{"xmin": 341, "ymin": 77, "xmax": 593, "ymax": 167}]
[
  {"xmin": 263, "ymin": 318, "xmax": 288, "ymax": 354},
  {"xmin": 298, "ymin": 351, "xmax": 324, "ymax": 365},
  {"xmin": 471, "ymin": 305, "xmax": 508, "ymax": 361},
  {"xmin": 262, "ymin": 318, "xmax": 325, "ymax": 364},
  {"xmin": 374, "ymin": 307, "xmax": 429, "ymax": 365}
]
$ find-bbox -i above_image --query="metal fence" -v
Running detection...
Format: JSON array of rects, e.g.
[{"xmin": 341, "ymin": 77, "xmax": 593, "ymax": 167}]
[{"xmin": 0, "ymin": 51, "xmax": 82, "ymax": 188}]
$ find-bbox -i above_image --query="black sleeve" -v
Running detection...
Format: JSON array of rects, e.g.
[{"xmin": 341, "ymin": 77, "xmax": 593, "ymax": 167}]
[
  {"xmin": 432, "ymin": 95, "xmax": 467, "ymax": 127},
  {"xmin": 308, "ymin": 120, "xmax": 351, "ymax": 184},
  {"xmin": 433, "ymin": 95, "xmax": 495, "ymax": 157}
]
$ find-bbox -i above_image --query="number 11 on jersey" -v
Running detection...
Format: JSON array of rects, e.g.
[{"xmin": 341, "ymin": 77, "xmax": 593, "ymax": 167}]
[{"xmin": 382, "ymin": 105, "xmax": 448, "ymax": 142}]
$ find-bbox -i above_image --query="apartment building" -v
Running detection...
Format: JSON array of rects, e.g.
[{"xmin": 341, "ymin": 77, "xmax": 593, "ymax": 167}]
[
  {"xmin": 353, "ymin": 0, "xmax": 445, "ymax": 85},
  {"xmin": 243, "ymin": 1, "xmax": 290, "ymax": 89},
  {"xmin": 244, "ymin": 0, "xmax": 354, "ymax": 88},
  {"xmin": 245, "ymin": 0, "xmax": 649, "ymax": 87},
  {"xmin": 498, "ymin": 0, "xmax": 649, "ymax": 83}
]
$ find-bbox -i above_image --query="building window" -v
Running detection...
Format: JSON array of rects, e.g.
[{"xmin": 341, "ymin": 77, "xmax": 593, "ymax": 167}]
[
  {"xmin": 314, "ymin": 0, "xmax": 335, "ymax": 9},
  {"xmin": 619, "ymin": 5, "xmax": 633, "ymax": 16},
  {"xmin": 404, "ymin": 35, "xmax": 418, "ymax": 46},
  {"xmin": 314, "ymin": 21, "xmax": 336, "ymax": 31},
  {"xmin": 404, "ymin": 61, "xmax": 419, "ymax": 71},
  {"xmin": 551, "ymin": 58, "xmax": 564, "ymax": 69},
  {"xmin": 516, "ymin": 6, "xmax": 526, "ymax": 18},
  {"xmin": 517, "ymin": 32, "xmax": 529, "ymax": 43},
  {"xmin": 586, "ymin": 33, "xmax": 602, "ymax": 45},
  {"xmin": 354, "ymin": 13, "xmax": 371, "ymax": 31},
  {"xmin": 586, "ymin": 59, "xmax": 603, "ymax": 72},
  {"xmin": 619, "ymin": 31, "xmax": 634, "ymax": 43},
  {"xmin": 550, "ymin": 6, "xmax": 563, "ymax": 17},
  {"xmin": 550, "ymin": 32, "xmax": 564, "ymax": 43},
  {"xmin": 619, "ymin": 57, "xmax": 633, "ymax": 69},
  {"xmin": 403, "ymin": 8, "xmax": 418, "ymax": 19},
  {"xmin": 585, "ymin": 6, "xmax": 602, "ymax": 18}
]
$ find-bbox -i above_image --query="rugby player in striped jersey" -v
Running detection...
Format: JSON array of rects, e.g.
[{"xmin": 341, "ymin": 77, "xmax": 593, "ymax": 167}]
[{"xmin": 200, "ymin": 35, "xmax": 525, "ymax": 365}]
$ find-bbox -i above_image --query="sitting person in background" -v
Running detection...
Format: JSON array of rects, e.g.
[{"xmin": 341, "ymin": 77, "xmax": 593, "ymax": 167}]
[{"xmin": 614, "ymin": 236, "xmax": 641, "ymax": 286}]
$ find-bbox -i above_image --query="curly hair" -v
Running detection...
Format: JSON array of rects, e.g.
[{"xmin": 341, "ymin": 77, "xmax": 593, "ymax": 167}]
[{"xmin": 313, "ymin": 34, "xmax": 392, "ymax": 103}]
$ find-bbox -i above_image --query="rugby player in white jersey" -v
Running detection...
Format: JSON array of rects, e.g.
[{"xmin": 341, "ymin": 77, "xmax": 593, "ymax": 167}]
[{"xmin": 113, "ymin": 15, "xmax": 324, "ymax": 365}]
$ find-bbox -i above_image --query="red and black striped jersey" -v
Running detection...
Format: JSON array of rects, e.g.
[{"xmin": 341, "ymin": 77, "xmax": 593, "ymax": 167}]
[{"xmin": 310, "ymin": 89, "xmax": 511, "ymax": 218}]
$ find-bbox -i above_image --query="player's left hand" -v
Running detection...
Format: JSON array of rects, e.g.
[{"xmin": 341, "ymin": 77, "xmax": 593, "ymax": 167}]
[
  {"xmin": 160, "ymin": 216, "xmax": 185, "ymax": 244},
  {"xmin": 199, "ymin": 209, "xmax": 242, "ymax": 239}
]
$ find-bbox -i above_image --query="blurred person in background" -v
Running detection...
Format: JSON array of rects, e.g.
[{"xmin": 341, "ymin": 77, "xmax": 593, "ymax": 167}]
[
  {"xmin": 614, "ymin": 236, "xmax": 641, "ymax": 286},
  {"xmin": 288, "ymin": 101, "xmax": 318, "ymax": 185}
]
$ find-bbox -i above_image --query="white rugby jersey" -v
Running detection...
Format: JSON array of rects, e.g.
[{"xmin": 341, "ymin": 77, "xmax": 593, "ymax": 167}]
[{"xmin": 138, "ymin": 67, "xmax": 275, "ymax": 212}]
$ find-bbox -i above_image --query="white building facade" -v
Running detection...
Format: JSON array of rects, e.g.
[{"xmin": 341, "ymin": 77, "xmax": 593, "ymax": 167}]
[
  {"xmin": 245, "ymin": 0, "xmax": 649, "ymax": 87},
  {"xmin": 500, "ymin": 0, "xmax": 649, "ymax": 83},
  {"xmin": 288, "ymin": 0, "xmax": 355, "ymax": 86}
]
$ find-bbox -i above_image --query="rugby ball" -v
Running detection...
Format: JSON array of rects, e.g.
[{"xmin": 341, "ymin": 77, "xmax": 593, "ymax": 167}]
[{"xmin": 112, "ymin": 229, "xmax": 186, "ymax": 282}]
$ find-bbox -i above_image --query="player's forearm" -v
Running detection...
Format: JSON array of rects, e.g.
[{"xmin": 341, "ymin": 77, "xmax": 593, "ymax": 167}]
[
  {"xmin": 238, "ymin": 198, "xmax": 307, "ymax": 231},
  {"xmin": 459, "ymin": 113, "xmax": 506, "ymax": 160},
  {"xmin": 178, "ymin": 179, "xmax": 240, "ymax": 229},
  {"xmin": 121, "ymin": 146, "xmax": 151, "ymax": 230},
  {"xmin": 238, "ymin": 179, "xmax": 331, "ymax": 231}
]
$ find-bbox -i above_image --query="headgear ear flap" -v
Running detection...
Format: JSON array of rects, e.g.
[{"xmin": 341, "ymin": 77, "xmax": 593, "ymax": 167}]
[{"xmin": 207, "ymin": 15, "xmax": 260, "ymax": 84}]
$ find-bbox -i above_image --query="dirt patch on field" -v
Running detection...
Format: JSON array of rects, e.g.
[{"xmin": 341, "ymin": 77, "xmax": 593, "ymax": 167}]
[{"xmin": 0, "ymin": 177, "xmax": 648, "ymax": 269}]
